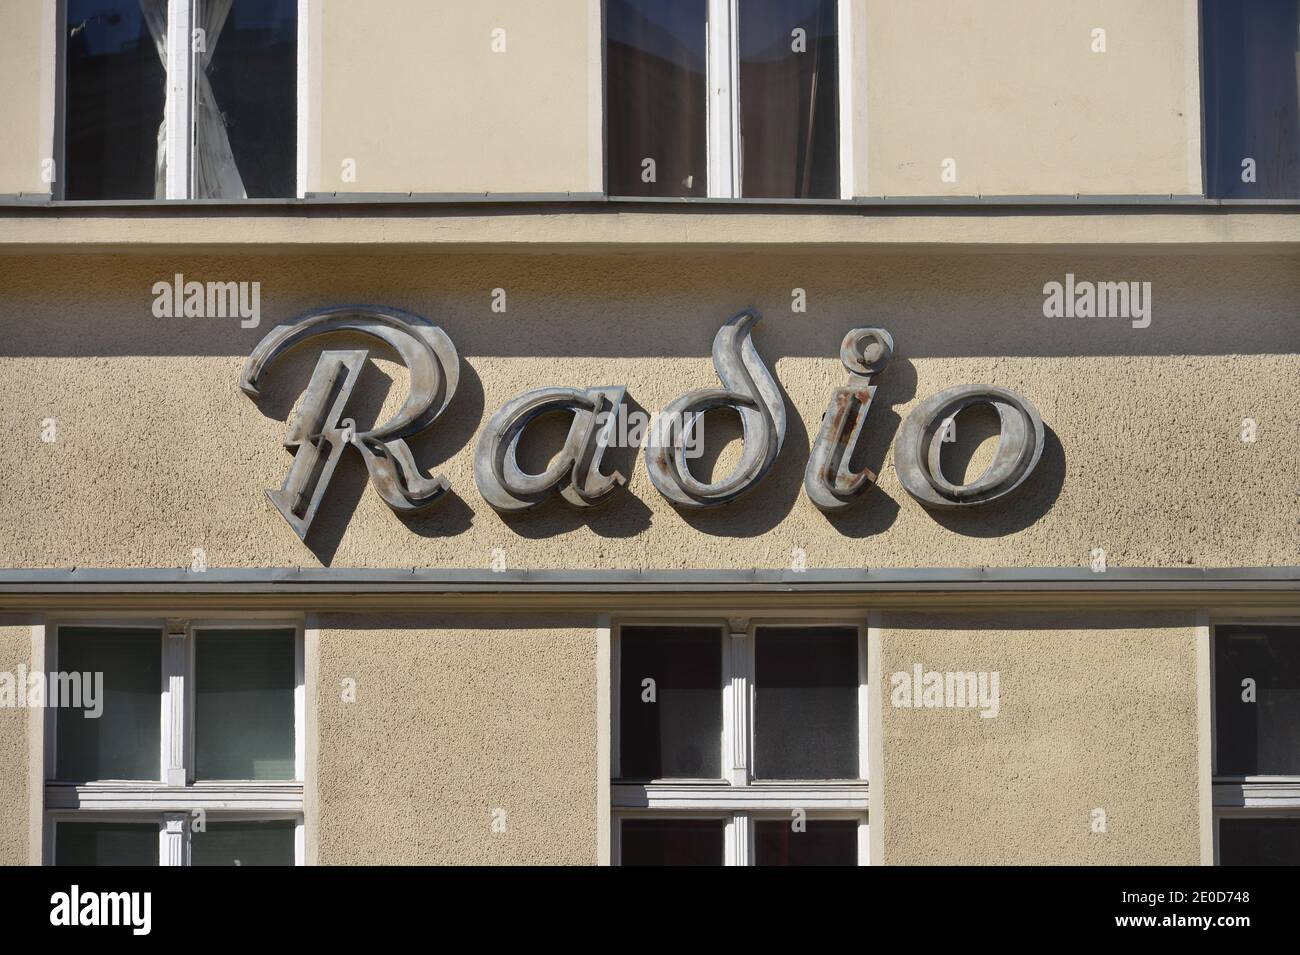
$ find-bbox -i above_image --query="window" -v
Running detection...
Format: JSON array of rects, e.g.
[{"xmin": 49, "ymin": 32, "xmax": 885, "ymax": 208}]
[
  {"xmin": 611, "ymin": 621, "xmax": 867, "ymax": 866},
  {"xmin": 44, "ymin": 621, "xmax": 303, "ymax": 866},
  {"xmin": 1212, "ymin": 624, "xmax": 1300, "ymax": 865},
  {"xmin": 62, "ymin": 0, "xmax": 299, "ymax": 200},
  {"xmin": 1202, "ymin": 0, "xmax": 1300, "ymax": 199},
  {"xmin": 606, "ymin": 0, "xmax": 848, "ymax": 199}
]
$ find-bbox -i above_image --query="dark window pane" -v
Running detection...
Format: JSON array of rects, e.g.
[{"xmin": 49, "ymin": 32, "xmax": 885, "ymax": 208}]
[
  {"xmin": 754, "ymin": 626, "xmax": 857, "ymax": 779},
  {"xmin": 621, "ymin": 819, "xmax": 724, "ymax": 865},
  {"xmin": 1220, "ymin": 818, "xmax": 1300, "ymax": 865},
  {"xmin": 606, "ymin": 0, "xmax": 707, "ymax": 196},
  {"xmin": 56, "ymin": 627, "xmax": 161, "ymax": 781},
  {"xmin": 199, "ymin": 0, "xmax": 297, "ymax": 198},
  {"xmin": 1215, "ymin": 626, "xmax": 1300, "ymax": 775},
  {"xmin": 56, "ymin": 822, "xmax": 158, "ymax": 866},
  {"xmin": 1203, "ymin": 0, "xmax": 1300, "ymax": 198},
  {"xmin": 191, "ymin": 820, "xmax": 295, "ymax": 866},
  {"xmin": 739, "ymin": 0, "xmax": 839, "ymax": 198},
  {"xmin": 65, "ymin": 0, "xmax": 167, "ymax": 199},
  {"xmin": 755, "ymin": 819, "xmax": 857, "ymax": 865},
  {"xmin": 619, "ymin": 626, "xmax": 721, "ymax": 779},
  {"xmin": 195, "ymin": 628, "xmax": 296, "ymax": 780}
]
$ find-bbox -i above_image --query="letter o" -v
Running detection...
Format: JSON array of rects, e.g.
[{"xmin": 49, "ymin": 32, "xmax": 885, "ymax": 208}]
[{"xmin": 894, "ymin": 385, "xmax": 1044, "ymax": 508}]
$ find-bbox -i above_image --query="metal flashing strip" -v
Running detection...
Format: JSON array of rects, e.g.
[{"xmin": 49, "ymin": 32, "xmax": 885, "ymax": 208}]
[
  {"xmin": 2, "ymin": 566, "xmax": 1298, "ymax": 593},
  {"xmin": 4, "ymin": 567, "xmax": 1297, "ymax": 613},
  {"xmin": 3, "ymin": 195, "xmax": 1300, "ymax": 212}
]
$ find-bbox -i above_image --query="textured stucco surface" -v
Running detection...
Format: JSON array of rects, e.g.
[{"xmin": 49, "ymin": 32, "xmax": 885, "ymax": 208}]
[
  {"xmin": 878, "ymin": 613, "xmax": 1201, "ymax": 865},
  {"xmin": 0, "ymin": 0, "xmax": 49, "ymax": 196},
  {"xmin": 0, "ymin": 619, "xmax": 30, "ymax": 864},
  {"xmin": 317, "ymin": 0, "xmax": 596, "ymax": 194},
  {"xmin": 314, "ymin": 614, "xmax": 597, "ymax": 864},
  {"xmin": 0, "ymin": 250, "xmax": 1296, "ymax": 572},
  {"xmin": 864, "ymin": 0, "xmax": 1200, "ymax": 196}
]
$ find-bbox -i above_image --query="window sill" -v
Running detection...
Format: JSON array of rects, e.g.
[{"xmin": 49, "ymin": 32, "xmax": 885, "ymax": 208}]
[
  {"xmin": 613, "ymin": 781, "xmax": 868, "ymax": 811},
  {"xmin": 45, "ymin": 780, "xmax": 304, "ymax": 812},
  {"xmin": 0, "ymin": 199, "xmax": 1298, "ymax": 253}
]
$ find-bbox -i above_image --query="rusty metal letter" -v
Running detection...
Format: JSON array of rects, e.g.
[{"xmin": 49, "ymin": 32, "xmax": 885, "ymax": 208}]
[
  {"xmin": 475, "ymin": 386, "xmax": 628, "ymax": 512},
  {"xmin": 804, "ymin": 327, "xmax": 894, "ymax": 511},
  {"xmin": 894, "ymin": 384, "xmax": 1044, "ymax": 509},
  {"xmin": 646, "ymin": 309, "xmax": 786, "ymax": 508},
  {"xmin": 240, "ymin": 305, "xmax": 459, "ymax": 539}
]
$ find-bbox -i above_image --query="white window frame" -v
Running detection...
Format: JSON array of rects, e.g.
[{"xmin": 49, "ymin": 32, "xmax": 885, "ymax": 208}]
[
  {"xmin": 611, "ymin": 616, "xmax": 869, "ymax": 866},
  {"xmin": 1208, "ymin": 619, "xmax": 1300, "ymax": 865},
  {"xmin": 54, "ymin": 0, "xmax": 310, "ymax": 200},
  {"xmin": 705, "ymin": 0, "xmax": 852, "ymax": 199},
  {"xmin": 41, "ymin": 615, "xmax": 305, "ymax": 866}
]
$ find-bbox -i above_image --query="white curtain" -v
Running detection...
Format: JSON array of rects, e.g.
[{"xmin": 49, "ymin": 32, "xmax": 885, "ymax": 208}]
[
  {"xmin": 138, "ymin": 0, "xmax": 168, "ymax": 199},
  {"xmin": 138, "ymin": 0, "xmax": 247, "ymax": 199}
]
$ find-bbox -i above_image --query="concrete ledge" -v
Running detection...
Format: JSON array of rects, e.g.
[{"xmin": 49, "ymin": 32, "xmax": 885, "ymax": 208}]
[
  {"xmin": 2, "ymin": 567, "xmax": 1297, "ymax": 614},
  {"xmin": 1, "ymin": 202, "xmax": 1298, "ymax": 253}
]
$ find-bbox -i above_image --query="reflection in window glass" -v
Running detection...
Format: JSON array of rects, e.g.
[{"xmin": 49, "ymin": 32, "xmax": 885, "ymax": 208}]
[
  {"xmin": 1215, "ymin": 626, "xmax": 1300, "ymax": 776},
  {"xmin": 65, "ymin": 0, "xmax": 167, "ymax": 199},
  {"xmin": 191, "ymin": 820, "xmax": 296, "ymax": 866},
  {"xmin": 606, "ymin": 0, "xmax": 708, "ymax": 197},
  {"xmin": 1219, "ymin": 817, "xmax": 1300, "ymax": 865},
  {"xmin": 739, "ymin": 0, "xmax": 839, "ymax": 198},
  {"xmin": 56, "ymin": 822, "xmax": 159, "ymax": 866},
  {"xmin": 56, "ymin": 628, "xmax": 161, "ymax": 781},
  {"xmin": 199, "ymin": 0, "xmax": 298, "ymax": 198},
  {"xmin": 754, "ymin": 626, "xmax": 858, "ymax": 779},
  {"xmin": 755, "ymin": 819, "xmax": 857, "ymax": 865},
  {"xmin": 1203, "ymin": 0, "xmax": 1300, "ymax": 198},
  {"xmin": 195, "ymin": 628, "xmax": 296, "ymax": 780},
  {"xmin": 619, "ymin": 626, "xmax": 721, "ymax": 779},
  {"xmin": 621, "ymin": 819, "xmax": 725, "ymax": 865}
]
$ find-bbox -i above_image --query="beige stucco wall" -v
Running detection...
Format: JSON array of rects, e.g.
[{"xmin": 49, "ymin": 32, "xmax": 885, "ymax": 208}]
[
  {"xmin": 0, "ymin": 248, "xmax": 1296, "ymax": 571},
  {"xmin": 877, "ymin": 613, "xmax": 1201, "ymax": 864},
  {"xmin": 314, "ymin": 614, "xmax": 597, "ymax": 864},
  {"xmin": 316, "ymin": 0, "xmax": 599, "ymax": 194},
  {"xmin": 0, "ymin": 0, "xmax": 1213, "ymax": 199},
  {"xmin": 0, "ymin": 0, "xmax": 53, "ymax": 196},
  {"xmin": 0, "ymin": 619, "xmax": 31, "ymax": 865},
  {"xmin": 860, "ymin": 0, "xmax": 1202, "ymax": 196}
]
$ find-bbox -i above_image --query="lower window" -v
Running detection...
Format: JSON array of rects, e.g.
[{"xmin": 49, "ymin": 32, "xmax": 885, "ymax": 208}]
[
  {"xmin": 43, "ymin": 620, "xmax": 305, "ymax": 866},
  {"xmin": 611, "ymin": 621, "xmax": 868, "ymax": 866},
  {"xmin": 52, "ymin": 816, "xmax": 298, "ymax": 867},
  {"xmin": 1212, "ymin": 623, "xmax": 1300, "ymax": 865}
]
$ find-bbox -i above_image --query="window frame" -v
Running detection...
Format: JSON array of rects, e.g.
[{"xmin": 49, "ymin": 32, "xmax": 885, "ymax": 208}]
[
  {"xmin": 604, "ymin": 0, "xmax": 855, "ymax": 201},
  {"xmin": 53, "ymin": 0, "xmax": 310, "ymax": 201},
  {"xmin": 610, "ymin": 615, "xmax": 869, "ymax": 866},
  {"xmin": 41, "ymin": 614, "xmax": 305, "ymax": 866},
  {"xmin": 1208, "ymin": 618, "xmax": 1300, "ymax": 865}
]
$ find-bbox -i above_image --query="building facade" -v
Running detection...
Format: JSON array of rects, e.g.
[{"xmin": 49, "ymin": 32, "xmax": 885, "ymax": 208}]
[{"xmin": 0, "ymin": 0, "xmax": 1298, "ymax": 866}]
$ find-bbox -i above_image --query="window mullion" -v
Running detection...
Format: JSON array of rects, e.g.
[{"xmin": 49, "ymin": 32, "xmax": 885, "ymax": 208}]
[
  {"xmin": 725, "ymin": 812, "xmax": 753, "ymax": 866},
  {"xmin": 706, "ymin": 0, "xmax": 741, "ymax": 198},
  {"xmin": 725, "ymin": 618, "xmax": 751, "ymax": 786},
  {"xmin": 162, "ymin": 619, "xmax": 189, "ymax": 786},
  {"xmin": 160, "ymin": 813, "xmax": 189, "ymax": 866},
  {"xmin": 164, "ymin": 0, "xmax": 195, "ymax": 199}
]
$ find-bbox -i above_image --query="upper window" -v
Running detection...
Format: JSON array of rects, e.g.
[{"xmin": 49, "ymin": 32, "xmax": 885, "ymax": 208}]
[
  {"xmin": 606, "ymin": 0, "xmax": 844, "ymax": 199},
  {"xmin": 612, "ymin": 621, "xmax": 866, "ymax": 866},
  {"xmin": 1202, "ymin": 0, "xmax": 1300, "ymax": 199},
  {"xmin": 45, "ymin": 622, "xmax": 303, "ymax": 866},
  {"xmin": 62, "ymin": 0, "xmax": 298, "ymax": 200},
  {"xmin": 1212, "ymin": 624, "xmax": 1300, "ymax": 865}
]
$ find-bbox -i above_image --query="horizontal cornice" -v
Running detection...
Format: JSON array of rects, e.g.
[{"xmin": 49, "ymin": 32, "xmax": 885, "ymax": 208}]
[{"xmin": 2, "ymin": 567, "xmax": 1298, "ymax": 614}]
